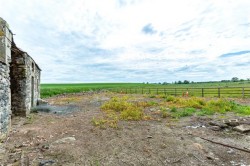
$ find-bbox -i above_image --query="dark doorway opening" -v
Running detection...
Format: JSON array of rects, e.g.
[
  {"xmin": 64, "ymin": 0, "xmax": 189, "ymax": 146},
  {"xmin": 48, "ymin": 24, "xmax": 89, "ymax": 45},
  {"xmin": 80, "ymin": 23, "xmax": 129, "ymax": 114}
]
[{"xmin": 31, "ymin": 76, "xmax": 34, "ymax": 107}]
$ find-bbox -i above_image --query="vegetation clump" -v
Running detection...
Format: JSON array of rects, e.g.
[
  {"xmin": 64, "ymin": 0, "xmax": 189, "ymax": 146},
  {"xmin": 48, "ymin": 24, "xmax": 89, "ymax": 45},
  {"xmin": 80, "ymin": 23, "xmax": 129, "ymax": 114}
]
[
  {"xmin": 164, "ymin": 96, "xmax": 250, "ymax": 117},
  {"xmin": 93, "ymin": 94, "xmax": 250, "ymax": 128},
  {"xmin": 93, "ymin": 96, "xmax": 146, "ymax": 128}
]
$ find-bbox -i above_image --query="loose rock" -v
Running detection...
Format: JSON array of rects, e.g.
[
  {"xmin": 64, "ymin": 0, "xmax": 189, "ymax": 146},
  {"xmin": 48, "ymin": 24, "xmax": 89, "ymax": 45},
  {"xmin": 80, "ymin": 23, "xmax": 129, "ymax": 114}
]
[
  {"xmin": 210, "ymin": 126, "xmax": 221, "ymax": 131},
  {"xmin": 53, "ymin": 137, "xmax": 76, "ymax": 144},
  {"xmin": 223, "ymin": 119, "xmax": 240, "ymax": 127},
  {"xmin": 233, "ymin": 124, "xmax": 250, "ymax": 133},
  {"xmin": 209, "ymin": 121, "xmax": 228, "ymax": 128},
  {"xmin": 39, "ymin": 159, "xmax": 56, "ymax": 166}
]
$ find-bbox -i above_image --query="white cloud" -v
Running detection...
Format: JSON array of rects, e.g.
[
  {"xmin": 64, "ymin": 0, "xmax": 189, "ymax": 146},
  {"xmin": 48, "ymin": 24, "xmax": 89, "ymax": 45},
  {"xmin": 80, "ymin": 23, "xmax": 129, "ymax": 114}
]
[{"xmin": 0, "ymin": 0, "xmax": 249, "ymax": 83}]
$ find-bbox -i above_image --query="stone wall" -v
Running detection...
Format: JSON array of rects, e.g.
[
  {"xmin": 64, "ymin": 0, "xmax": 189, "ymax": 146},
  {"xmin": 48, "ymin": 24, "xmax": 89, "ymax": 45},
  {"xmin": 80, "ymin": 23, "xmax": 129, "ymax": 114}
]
[
  {"xmin": 11, "ymin": 51, "xmax": 41, "ymax": 116},
  {"xmin": 0, "ymin": 63, "xmax": 11, "ymax": 138},
  {"xmin": 0, "ymin": 18, "xmax": 12, "ymax": 64},
  {"xmin": 0, "ymin": 18, "xmax": 12, "ymax": 137}
]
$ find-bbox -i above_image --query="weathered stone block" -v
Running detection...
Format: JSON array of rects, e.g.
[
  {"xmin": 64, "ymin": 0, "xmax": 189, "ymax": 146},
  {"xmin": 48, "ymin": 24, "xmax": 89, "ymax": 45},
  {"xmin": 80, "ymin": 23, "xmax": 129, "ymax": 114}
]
[{"xmin": 233, "ymin": 124, "xmax": 250, "ymax": 133}]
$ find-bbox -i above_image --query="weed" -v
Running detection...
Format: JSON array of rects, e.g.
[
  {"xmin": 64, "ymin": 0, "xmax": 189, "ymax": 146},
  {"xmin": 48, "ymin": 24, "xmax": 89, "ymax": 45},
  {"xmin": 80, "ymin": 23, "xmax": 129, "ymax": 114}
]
[
  {"xmin": 147, "ymin": 101, "xmax": 158, "ymax": 106},
  {"xmin": 92, "ymin": 117, "xmax": 107, "ymax": 127},
  {"xmin": 172, "ymin": 107, "xmax": 196, "ymax": 118},
  {"xmin": 196, "ymin": 109, "xmax": 214, "ymax": 116},
  {"xmin": 158, "ymin": 95, "xmax": 167, "ymax": 99},
  {"xmin": 143, "ymin": 115, "xmax": 153, "ymax": 120},
  {"xmin": 96, "ymin": 96, "xmax": 145, "ymax": 127},
  {"xmin": 166, "ymin": 96, "xmax": 176, "ymax": 102},
  {"xmin": 170, "ymin": 107, "xmax": 177, "ymax": 112},
  {"xmin": 101, "ymin": 96, "xmax": 132, "ymax": 112},
  {"xmin": 234, "ymin": 105, "xmax": 250, "ymax": 115},
  {"xmin": 92, "ymin": 117, "xmax": 118, "ymax": 129},
  {"xmin": 136, "ymin": 101, "xmax": 149, "ymax": 107},
  {"xmin": 203, "ymin": 99, "xmax": 236, "ymax": 113},
  {"xmin": 120, "ymin": 106, "xmax": 143, "ymax": 120},
  {"xmin": 160, "ymin": 107, "xmax": 170, "ymax": 118},
  {"xmin": 183, "ymin": 98, "xmax": 206, "ymax": 109}
]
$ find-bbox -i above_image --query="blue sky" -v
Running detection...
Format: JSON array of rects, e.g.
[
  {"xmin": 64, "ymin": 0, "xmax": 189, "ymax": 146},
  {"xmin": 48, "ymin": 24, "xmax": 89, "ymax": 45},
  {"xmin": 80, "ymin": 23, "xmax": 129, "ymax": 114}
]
[{"xmin": 0, "ymin": 0, "xmax": 250, "ymax": 83}]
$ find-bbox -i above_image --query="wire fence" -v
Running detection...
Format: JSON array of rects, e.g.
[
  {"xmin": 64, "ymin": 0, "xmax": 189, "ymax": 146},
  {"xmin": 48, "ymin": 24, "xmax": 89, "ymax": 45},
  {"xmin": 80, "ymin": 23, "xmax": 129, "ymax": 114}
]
[{"xmin": 107, "ymin": 87, "xmax": 250, "ymax": 98}]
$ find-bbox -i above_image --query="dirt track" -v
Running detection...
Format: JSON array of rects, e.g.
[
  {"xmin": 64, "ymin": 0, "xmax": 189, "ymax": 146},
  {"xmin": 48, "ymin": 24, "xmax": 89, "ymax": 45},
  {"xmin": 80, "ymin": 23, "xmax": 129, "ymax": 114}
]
[{"xmin": 1, "ymin": 92, "xmax": 250, "ymax": 166}]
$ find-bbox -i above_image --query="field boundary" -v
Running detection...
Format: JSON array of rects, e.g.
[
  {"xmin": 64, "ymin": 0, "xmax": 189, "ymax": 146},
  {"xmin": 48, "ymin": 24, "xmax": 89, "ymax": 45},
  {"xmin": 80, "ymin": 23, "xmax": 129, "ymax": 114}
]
[{"xmin": 108, "ymin": 87, "xmax": 250, "ymax": 98}]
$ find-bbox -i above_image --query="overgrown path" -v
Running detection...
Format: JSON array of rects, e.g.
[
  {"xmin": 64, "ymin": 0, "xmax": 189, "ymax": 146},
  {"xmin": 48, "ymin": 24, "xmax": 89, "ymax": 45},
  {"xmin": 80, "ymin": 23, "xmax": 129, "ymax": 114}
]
[{"xmin": 1, "ymin": 92, "xmax": 250, "ymax": 165}]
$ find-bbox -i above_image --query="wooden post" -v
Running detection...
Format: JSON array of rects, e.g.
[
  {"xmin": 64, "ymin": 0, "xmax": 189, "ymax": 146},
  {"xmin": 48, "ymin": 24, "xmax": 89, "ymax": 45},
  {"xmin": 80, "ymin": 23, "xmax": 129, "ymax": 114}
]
[
  {"xmin": 156, "ymin": 88, "xmax": 158, "ymax": 95},
  {"xmin": 126, "ymin": 88, "xmax": 127, "ymax": 94},
  {"xmin": 130, "ymin": 88, "xmax": 131, "ymax": 93},
  {"xmin": 175, "ymin": 88, "xmax": 177, "ymax": 96},
  {"xmin": 242, "ymin": 87, "xmax": 245, "ymax": 98},
  {"xmin": 202, "ymin": 88, "xmax": 204, "ymax": 97},
  {"xmin": 164, "ymin": 88, "xmax": 166, "ymax": 95},
  {"xmin": 135, "ymin": 88, "xmax": 137, "ymax": 94},
  {"xmin": 149, "ymin": 88, "xmax": 151, "ymax": 94},
  {"xmin": 142, "ymin": 88, "xmax": 144, "ymax": 94},
  {"xmin": 218, "ymin": 88, "xmax": 220, "ymax": 98}
]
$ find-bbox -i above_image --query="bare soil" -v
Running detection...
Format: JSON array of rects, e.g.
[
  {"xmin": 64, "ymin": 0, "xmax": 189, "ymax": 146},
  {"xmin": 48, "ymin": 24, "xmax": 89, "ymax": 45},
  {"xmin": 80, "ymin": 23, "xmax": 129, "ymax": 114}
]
[{"xmin": 1, "ymin": 92, "xmax": 250, "ymax": 166}]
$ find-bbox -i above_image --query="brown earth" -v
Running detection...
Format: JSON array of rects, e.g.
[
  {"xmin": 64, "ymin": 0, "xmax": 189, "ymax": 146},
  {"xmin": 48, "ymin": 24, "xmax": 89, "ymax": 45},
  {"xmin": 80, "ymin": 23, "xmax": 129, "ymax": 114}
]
[{"xmin": 0, "ymin": 92, "xmax": 250, "ymax": 166}]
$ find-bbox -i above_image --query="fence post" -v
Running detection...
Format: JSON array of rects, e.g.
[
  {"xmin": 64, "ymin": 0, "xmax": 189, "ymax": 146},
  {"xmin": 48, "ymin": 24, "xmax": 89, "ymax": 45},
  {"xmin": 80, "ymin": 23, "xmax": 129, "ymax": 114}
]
[
  {"xmin": 218, "ymin": 88, "xmax": 220, "ymax": 98},
  {"xmin": 202, "ymin": 88, "xmax": 204, "ymax": 97},
  {"xmin": 149, "ymin": 88, "xmax": 151, "ymax": 94},
  {"xmin": 142, "ymin": 88, "xmax": 143, "ymax": 94},
  {"xmin": 164, "ymin": 88, "xmax": 166, "ymax": 95},
  {"xmin": 175, "ymin": 88, "xmax": 177, "ymax": 96},
  {"xmin": 242, "ymin": 87, "xmax": 245, "ymax": 98},
  {"xmin": 126, "ymin": 89, "xmax": 127, "ymax": 94},
  {"xmin": 135, "ymin": 88, "xmax": 137, "ymax": 94},
  {"xmin": 156, "ymin": 88, "xmax": 158, "ymax": 95}
]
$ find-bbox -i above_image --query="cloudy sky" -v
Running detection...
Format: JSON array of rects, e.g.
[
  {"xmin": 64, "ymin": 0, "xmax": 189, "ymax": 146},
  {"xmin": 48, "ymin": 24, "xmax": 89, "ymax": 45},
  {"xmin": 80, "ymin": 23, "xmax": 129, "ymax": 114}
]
[{"xmin": 0, "ymin": 0, "xmax": 250, "ymax": 83}]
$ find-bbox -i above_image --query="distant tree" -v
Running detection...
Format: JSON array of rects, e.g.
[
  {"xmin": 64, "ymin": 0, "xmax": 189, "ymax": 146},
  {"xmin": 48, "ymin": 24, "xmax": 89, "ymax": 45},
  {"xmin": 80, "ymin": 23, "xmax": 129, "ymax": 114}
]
[
  {"xmin": 183, "ymin": 80, "xmax": 190, "ymax": 84},
  {"xmin": 231, "ymin": 77, "xmax": 239, "ymax": 82},
  {"xmin": 178, "ymin": 80, "xmax": 182, "ymax": 84},
  {"xmin": 240, "ymin": 79, "xmax": 244, "ymax": 82}
]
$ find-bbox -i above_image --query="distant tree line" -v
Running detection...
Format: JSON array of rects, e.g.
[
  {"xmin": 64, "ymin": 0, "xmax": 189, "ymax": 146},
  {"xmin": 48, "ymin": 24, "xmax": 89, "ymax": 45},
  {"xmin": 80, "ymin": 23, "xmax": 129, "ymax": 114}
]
[{"xmin": 144, "ymin": 77, "xmax": 250, "ymax": 85}]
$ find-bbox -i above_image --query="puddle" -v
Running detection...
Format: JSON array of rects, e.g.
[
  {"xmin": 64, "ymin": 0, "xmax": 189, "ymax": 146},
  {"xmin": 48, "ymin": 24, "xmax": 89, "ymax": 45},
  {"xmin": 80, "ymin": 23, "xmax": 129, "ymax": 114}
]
[{"xmin": 32, "ymin": 104, "xmax": 81, "ymax": 115}]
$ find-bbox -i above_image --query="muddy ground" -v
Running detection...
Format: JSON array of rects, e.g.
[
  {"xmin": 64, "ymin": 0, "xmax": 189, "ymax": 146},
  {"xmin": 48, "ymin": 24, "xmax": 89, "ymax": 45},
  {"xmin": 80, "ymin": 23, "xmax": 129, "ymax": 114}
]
[{"xmin": 0, "ymin": 92, "xmax": 250, "ymax": 166}]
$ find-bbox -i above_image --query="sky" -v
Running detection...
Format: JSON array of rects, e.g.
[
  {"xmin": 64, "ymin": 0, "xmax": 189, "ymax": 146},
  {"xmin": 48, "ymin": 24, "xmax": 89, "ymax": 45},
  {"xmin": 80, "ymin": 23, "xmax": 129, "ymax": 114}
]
[{"xmin": 0, "ymin": 0, "xmax": 250, "ymax": 83}]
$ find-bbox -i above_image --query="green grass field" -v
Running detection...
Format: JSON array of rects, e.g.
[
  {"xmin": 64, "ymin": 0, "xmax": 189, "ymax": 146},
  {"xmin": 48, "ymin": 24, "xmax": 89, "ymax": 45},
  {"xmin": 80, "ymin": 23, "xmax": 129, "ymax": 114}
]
[
  {"xmin": 41, "ymin": 81, "xmax": 250, "ymax": 98},
  {"xmin": 41, "ymin": 83, "xmax": 143, "ymax": 98}
]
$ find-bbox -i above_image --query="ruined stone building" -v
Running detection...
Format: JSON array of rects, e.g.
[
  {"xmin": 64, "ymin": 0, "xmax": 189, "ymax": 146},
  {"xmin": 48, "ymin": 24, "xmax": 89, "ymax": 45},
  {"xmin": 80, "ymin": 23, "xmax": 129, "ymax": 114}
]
[{"xmin": 0, "ymin": 17, "xmax": 41, "ymax": 138}]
